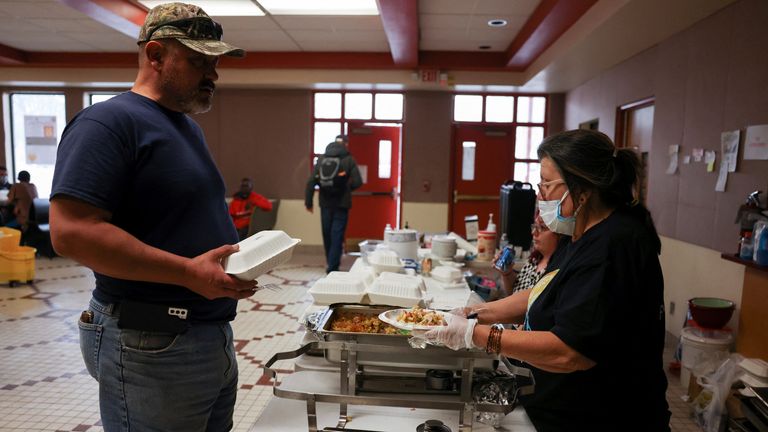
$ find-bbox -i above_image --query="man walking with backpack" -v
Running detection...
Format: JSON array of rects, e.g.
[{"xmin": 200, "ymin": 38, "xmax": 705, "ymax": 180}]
[{"xmin": 305, "ymin": 135, "xmax": 363, "ymax": 273}]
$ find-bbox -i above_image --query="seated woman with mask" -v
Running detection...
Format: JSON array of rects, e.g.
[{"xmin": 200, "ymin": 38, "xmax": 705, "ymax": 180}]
[
  {"xmin": 495, "ymin": 215, "xmax": 561, "ymax": 296},
  {"xmin": 426, "ymin": 129, "xmax": 670, "ymax": 431}
]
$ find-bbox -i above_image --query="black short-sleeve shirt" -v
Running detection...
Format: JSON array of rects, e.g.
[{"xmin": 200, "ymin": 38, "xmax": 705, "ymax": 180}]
[
  {"xmin": 52, "ymin": 92, "xmax": 239, "ymax": 322},
  {"xmin": 520, "ymin": 209, "xmax": 670, "ymax": 431}
]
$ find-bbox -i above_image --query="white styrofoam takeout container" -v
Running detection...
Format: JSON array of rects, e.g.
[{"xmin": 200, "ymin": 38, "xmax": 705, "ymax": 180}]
[
  {"xmin": 367, "ymin": 249, "xmax": 404, "ymax": 274},
  {"xmin": 366, "ymin": 273, "xmax": 424, "ymax": 307},
  {"xmin": 308, "ymin": 276, "xmax": 367, "ymax": 305},
  {"xmin": 224, "ymin": 230, "xmax": 301, "ymax": 281}
]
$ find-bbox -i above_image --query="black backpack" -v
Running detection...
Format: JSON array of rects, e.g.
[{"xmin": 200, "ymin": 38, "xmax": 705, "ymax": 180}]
[{"xmin": 317, "ymin": 156, "xmax": 348, "ymax": 195}]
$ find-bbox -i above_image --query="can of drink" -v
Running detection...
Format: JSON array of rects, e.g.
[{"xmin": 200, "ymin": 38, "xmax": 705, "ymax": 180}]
[{"xmin": 494, "ymin": 246, "xmax": 514, "ymax": 273}]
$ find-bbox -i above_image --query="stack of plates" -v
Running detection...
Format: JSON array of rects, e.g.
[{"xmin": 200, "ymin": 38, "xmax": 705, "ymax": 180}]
[{"xmin": 224, "ymin": 230, "xmax": 301, "ymax": 280}]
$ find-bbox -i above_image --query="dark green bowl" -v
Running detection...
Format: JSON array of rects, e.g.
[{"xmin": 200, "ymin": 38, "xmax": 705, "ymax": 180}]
[{"xmin": 689, "ymin": 297, "xmax": 735, "ymax": 329}]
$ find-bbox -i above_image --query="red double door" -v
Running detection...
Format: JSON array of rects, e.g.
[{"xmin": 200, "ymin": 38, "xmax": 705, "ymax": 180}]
[{"xmin": 345, "ymin": 123, "xmax": 401, "ymax": 240}]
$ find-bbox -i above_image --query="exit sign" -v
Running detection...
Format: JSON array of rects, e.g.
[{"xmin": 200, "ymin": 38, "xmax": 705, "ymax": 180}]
[{"xmin": 419, "ymin": 69, "xmax": 439, "ymax": 82}]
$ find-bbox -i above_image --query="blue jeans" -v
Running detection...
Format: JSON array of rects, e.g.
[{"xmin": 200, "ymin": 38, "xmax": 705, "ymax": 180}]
[
  {"xmin": 320, "ymin": 206, "xmax": 348, "ymax": 273},
  {"xmin": 79, "ymin": 297, "xmax": 238, "ymax": 431}
]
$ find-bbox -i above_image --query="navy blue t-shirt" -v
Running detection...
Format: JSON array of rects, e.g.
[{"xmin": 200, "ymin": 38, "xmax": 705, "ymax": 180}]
[{"xmin": 52, "ymin": 91, "xmax": 239, "ymax": 322}]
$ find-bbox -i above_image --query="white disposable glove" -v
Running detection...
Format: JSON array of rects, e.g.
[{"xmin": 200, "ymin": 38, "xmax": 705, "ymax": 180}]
[{"xmin": 424, "ymin": 315, "xmax": 477, "ymax": 350}]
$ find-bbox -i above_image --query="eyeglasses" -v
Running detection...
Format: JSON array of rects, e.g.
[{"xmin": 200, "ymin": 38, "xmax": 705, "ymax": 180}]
[
  {"xmin": 537, "ymin": 178, "xmax": 564, "ymax": 199},
  {"xmin": 531, "ymin": 223, "xmax": 550, "ymax": 234},
  {"xmin": 142, "ymin": 17, "xmax": 223, "ymax": 43}
]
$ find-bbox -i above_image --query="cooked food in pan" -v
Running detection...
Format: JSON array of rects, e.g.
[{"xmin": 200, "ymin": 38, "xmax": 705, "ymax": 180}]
[{"xmin": 330, "ymin": 312, "xmax": 398, "ymax": 334}]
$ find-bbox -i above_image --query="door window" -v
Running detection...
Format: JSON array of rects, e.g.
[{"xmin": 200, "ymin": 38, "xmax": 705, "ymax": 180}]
[
  {"xmin": 311, "ymin": 91, "xmax": 404, "ymax": 163},
  {"xmin": 452, "ymin": 93, "xmax": 547, "ymax": 187},
  {"xmin": 7, "ymin": 92, "xmax": 67, "ymax": 199},
  {"xmin": 461, "ymin": 141, "xmax": 476, "ymax": 181}
]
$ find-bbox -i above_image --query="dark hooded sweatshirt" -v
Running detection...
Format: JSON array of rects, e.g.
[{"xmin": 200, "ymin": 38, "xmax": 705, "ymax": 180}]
[{"xmin": 305, "ymin": 141, "xmax": 363, "ymax": 209}]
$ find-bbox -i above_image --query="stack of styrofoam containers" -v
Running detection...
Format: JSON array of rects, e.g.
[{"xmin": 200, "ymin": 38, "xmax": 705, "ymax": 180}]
[
  {"xmin": 308, "ymin": 272, "xmax": 368, "ymax": 305},
  {"xmin": 430, "ymin": 266, "xmax": 462, "ymax": 284},
  {"xmin": 367, "ymin": 249, "xmax": 404, "ymax": 274},
  {"xmin": 366, "ymin": 272, "xmax": 425, "ymax": 307},
  {"xmin": 740, "ymin": 358, "xmax": 768, "ymax": 389}
]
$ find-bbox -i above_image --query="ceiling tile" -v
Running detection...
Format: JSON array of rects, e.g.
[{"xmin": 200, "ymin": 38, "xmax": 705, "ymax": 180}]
[
  {"xmin": 26, "ymin": 18, "xmax": 115, "ymax": 33},
  {"xmin": 235, "ymin": 39, "xmax": 301, "ymax": 51},
  {"xmin": 420, "ymin": 14, "xmax": 469, "ymax": 30},
  {"xmin": 467, "ymin": 14, "xmax": 529, "ymax": 32},
  {"xmin": 421, "ymin": 28, "xmax": 469, "ymax": 42},
  {"xmin": 0, "ymin": 18, "xmax": 47, "ymax": 33},
  {"xmin": 0, "ymin": 34, "xmax": 98, "ymax": 51},
  {"xmin": 0, "ymin": 1, "xmax": 89, "ymax": 19},
  {"xmin": 420, "ymin": 39, "xmax": 505, "ymax": 51},
  {"xmin": 226, "ymin": 30, "xmax": 297, "ymax": 44},
  {"xmin": 419, "ymin": 0, "xmax": 479, "ymax": 15},
  {"xmin": 473, "ymin": 0, "xmax": 541, "ymax": 15},
  {"xmin": 296, "ymin": 39, "xmax": 390, "ymax": 52},
  {"xmin": 271, "ymin": 15, "xmax": 383, "ymax": 31},
  {"xmin": 65, "ymin": 32, "xmax": 135, "ymax": 51},
  {"xmin": 287, "ymin": 29, "xmax": 387, "ymax": 43},
  {"xmin": 216, "ymin": 16, "xmax": 280, "ymax": 31}
]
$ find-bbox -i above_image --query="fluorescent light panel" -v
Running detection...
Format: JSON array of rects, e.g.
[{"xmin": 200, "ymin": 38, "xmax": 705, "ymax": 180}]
[
  {"xmin": 257, "ymin": 0, "xmax": 379, "ymax": 15},
  {"xmin": 139, "ymin": 1, "xmax": 265, "ymax": 16}
]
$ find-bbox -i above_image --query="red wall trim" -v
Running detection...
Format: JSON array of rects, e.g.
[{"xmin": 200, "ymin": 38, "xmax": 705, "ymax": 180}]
[
  {"xmin": 505, "ymin": 0, "xmax": 597, "ymax": 69},
  {"xmin": 0, "ymin": 43, "xmax": 27, "ymax": 65}
]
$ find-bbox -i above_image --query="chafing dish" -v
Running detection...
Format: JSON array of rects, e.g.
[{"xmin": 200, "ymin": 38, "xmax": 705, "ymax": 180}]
[{"xmin": 264, "ymin": 304, "xmax": 534, "ymax": 432}]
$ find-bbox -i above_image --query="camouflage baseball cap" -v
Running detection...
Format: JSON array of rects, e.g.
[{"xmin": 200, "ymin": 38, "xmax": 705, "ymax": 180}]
[{"xmin": 138, "ymin": 2, "xmax": 245, "ymax": 58}]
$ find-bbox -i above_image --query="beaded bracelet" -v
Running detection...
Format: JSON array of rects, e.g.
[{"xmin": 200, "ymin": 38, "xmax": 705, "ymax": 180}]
[{"xmin": 485, "ymin": 323, "xmax": 504, "ymax": 354}]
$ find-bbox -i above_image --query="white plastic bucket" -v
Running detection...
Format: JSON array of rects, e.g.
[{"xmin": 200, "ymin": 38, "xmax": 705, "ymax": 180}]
[{"xmin": 679, "ymin": 327, "xmax": 733, "ymax": 389}]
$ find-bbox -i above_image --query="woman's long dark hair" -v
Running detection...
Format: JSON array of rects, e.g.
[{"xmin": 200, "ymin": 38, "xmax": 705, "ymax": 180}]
[{"xmin": 537, "ymin": 129, "xmax": 661, "ymax": 254}]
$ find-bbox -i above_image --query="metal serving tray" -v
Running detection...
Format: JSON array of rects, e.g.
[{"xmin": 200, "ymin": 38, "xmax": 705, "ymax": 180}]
[{"xmin": 312, "ymin": 303, "xmax": 494, "ymax": 370}]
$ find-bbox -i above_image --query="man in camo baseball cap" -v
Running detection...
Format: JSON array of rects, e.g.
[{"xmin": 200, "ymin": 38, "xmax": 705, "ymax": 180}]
[{"xmin": 138, "ymin": 2, "xmax": 244, "ymax": 58}]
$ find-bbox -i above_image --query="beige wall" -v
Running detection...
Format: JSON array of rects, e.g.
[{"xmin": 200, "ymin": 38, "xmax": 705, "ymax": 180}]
[
  {"xmin": 660, "ymin": 236, "xmax": 744, "ymax": 336},
  {"xmin": 401, "ymin": 202, "xmax": 449, "ymax": 234},
  {"xmin": 564, "ymin": 0, "xmax": 768, "ymax": 254},
  {"xmin": 564, "ymin": 0, "xmax": 768, "ymax": 337}
]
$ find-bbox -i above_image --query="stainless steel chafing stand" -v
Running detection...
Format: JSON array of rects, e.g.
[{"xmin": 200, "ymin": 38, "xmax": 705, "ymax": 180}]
[{"xmin": 262, "ymin": 304, "xmax": 534, "ymax": 432}]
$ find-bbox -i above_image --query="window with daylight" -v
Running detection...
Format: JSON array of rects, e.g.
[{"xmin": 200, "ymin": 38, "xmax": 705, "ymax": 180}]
[
  {"xmin": 87, "ymin": 92, "xmax": 121, "ymax": 106},
  {"xmin": 6, "ymin": 92, "xmax": 67, "ymax": 199},
  {"xmin": 461, "ymin": 141, "xmax": 476, "ymax": 181},
  {"xmin": 378, "ymin": 140, "xmax": 391, "ymax": 178},
  {"xmin": 311, "ymin": 91, "xmax": 404, "ymax": 165},
  {"xmin": 453, "ymin": 94, "xmax": 548, "ymax": 187}
]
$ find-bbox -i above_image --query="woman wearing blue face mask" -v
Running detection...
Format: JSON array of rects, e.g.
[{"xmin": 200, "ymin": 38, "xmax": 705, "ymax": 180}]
[{"xmin": 426, "ymin": 129, "xmax": 670, "ymax": 431}]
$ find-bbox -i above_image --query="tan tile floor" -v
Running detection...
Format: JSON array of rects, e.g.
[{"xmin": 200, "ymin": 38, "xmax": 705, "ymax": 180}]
[{"xmin": 0, "ymin": 253, "xmax": 701, "ymax": 431}]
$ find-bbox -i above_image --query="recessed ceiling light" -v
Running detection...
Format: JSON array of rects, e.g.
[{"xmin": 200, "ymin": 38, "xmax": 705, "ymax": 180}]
[
  {"xmin": 258, "ymin": 0, "xmax": 379, "ymax": 15},
  {"xmin": 478, "ymin": 45, "xmax": 491, "ymax": 50},
  {"xmin": 139, "ymin": 1, "xmax": 265, "ymax": 16},
  {"xmin": 487, "ymin": 19, "xmax": 508, "ymax": 27}
]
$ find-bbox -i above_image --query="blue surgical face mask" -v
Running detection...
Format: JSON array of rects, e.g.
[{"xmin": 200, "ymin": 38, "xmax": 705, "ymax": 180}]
[{"xmin": 537, "ymin": 190, "xmax": 581, "ymax": 236}]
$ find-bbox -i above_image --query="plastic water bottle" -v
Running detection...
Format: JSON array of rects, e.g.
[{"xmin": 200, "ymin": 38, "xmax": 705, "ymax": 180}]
[
  {"xmin": 384, "ymin": 223, "xmax": 392, "ymax": 239},
  {"xmin": 499, "ymin": 233, "xmax": 509, "ymax": 251}
]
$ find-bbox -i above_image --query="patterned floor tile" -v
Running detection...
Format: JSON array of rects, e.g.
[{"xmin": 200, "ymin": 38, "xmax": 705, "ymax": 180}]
[{"xmin": 0, "ymin": 255, "xmax": 702, "ymax": 431}]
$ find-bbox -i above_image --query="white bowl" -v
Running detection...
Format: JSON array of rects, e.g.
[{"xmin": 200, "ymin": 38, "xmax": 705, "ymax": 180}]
[
  {"xmin": 308, "ymin": 277, "xmax": 366, "ymax": 305},
  {"xmin": 224, "ymin": 230, "xmax": 301, "ymax": 280},
  {"xmin": 431, "ymin": 235, "xmax": 457, "ymax": 258}
]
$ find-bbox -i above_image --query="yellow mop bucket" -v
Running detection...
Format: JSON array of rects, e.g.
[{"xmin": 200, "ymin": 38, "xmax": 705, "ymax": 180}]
[
  {"xmin": 0, "ymin": 246, "xmax": 36, "ymax": 285},
  {"xmin": 0, "ymin": 227, "xmax": 21, "ymax": 251}
]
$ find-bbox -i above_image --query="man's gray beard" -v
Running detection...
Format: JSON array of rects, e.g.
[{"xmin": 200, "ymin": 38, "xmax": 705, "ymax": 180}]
[
  {"xmin": 178, "ymin": 95, "xmax": 212, "ymax": 114},
  {"xmin": 161, "ymin": 74, "xmax": 212, "ymax": 114}
]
